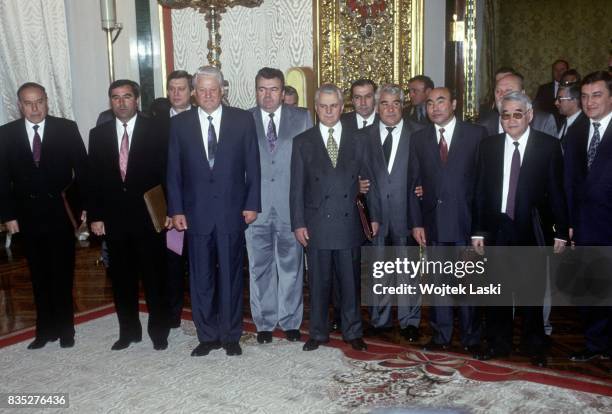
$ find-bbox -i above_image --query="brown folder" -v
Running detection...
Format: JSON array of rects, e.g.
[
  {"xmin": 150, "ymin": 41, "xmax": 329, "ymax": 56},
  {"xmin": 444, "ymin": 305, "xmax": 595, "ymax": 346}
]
[
  {"xmin": 356, "ymin": 193, "xmax": 374, "ymax": 241},
  {"xmin": 143, "ymin": 185, "xmax": 167, "ymax": 233}
]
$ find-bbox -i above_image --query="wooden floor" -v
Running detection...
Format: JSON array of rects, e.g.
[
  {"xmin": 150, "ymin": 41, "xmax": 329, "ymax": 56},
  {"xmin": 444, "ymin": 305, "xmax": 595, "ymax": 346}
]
[{"xmin": 1, "ymin": 234, "xmax": 611, "ymax": 380}]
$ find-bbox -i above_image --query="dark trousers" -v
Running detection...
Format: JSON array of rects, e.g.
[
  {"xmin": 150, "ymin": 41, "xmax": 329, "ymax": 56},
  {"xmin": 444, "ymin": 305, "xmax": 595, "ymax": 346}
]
[
  {"xmin": 23, "ymin": 230, "xmax": 75, "ymax": 340},
  {"xmin": 167, "ymin": 238, "xmax": 188, "ymax": 324},
  {"xmin": 307, "ymin": 246, "xmax": 362, "ymax": 341},
  {"xmin": 429, "ymin": 242, "xmax": 481, "ymax": 346},
  {"xmin": 580, "ymin": 306, "xmax": 611, "ymax": 353},
  {"xmin": 106, "ymin": 232, "xmax": 169, "ymax": 342},
  {"xmin": 188, "ymin": 230, "xmax": 244, "ymax": 343}
]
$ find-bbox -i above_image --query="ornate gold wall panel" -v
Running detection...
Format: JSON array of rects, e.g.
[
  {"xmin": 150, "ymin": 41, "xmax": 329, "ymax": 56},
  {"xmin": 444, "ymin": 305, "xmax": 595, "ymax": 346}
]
[{"xmin": 314, "ymin": 0, "xmax": 423, "ymax": 97}]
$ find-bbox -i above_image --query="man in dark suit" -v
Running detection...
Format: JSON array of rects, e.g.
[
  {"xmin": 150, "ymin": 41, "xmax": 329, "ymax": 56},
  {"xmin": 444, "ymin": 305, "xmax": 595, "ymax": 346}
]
[
  {"xmin": 88, "ymin": 79, "xmax": 169, "ymax": 351},
  {"xmin": 290, "ymin": 83, "xmax": 380, "ymax": 352},
  {"xmin": 167, "ymin": 66, "xmax": 261, "ymax": 357},
  {"xmin": 472, "ymin": 91, "xmax": 568, "ymax": 367},
  {"xmin": 0, "ymin": 82, "xmax": 87, "ymax": 349},
  {"xmin": 555, "ymin": 83, "xmax": 585, "ymax": 145},
  {"xmin": 409, "ymin": 87, "xmax": 487, "ymax": 353},
  {"xmin": 247, "ymin": 67, "xmax": 312, "ymax": 344},
  {"xmin": 564, "ymin": 71, "xmax": 612, "ymax": 361},
  {"xmin": 404, "ymin": 75, "xmax": 434, "ymax": 125},
  {"xmin": 479, "ymin": 74, "xmax": 558, "ymax": 138},
  {"xmin": 534, "ymin": 59, "xmax": 569, "ymax": 126},
  {"xmin": 341, "ymin": 79, "xmax": 378, "ymax": 131},
  {"xmin": 360, "ymin": 83, "xmax": 424, "ymax": 341},
  {"xmin": 151, "ymin": 70, "xmax": 196, "ymax": 329}
]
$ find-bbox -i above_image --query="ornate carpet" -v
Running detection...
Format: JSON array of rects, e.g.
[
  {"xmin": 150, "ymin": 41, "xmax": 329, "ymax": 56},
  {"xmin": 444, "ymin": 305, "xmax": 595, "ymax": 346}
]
[{"xmin": 1, "ymin": 304, "xmax": 611, "ymax": 413}]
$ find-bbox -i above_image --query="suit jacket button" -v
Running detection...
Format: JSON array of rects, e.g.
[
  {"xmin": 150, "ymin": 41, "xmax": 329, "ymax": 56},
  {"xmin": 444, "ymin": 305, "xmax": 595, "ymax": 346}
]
[
  {"xmin": 315, "ymin": 177, "xmax": 319, "ymax": 181},
  {"xmin": 209, "ymin": 179, "xmax": 214, "ymax": 183},
  {"xmin": 344, "ymin": 194, "xmax": 348, "ymax": 198},
  {"xmin": 271, "ymin": 161, "xmax": 275, "ymax": 164},
  {"xmin": 123, "ymin": 187, "xmax": 127, "ymax": 192},
  {"xmin": 326, "ymin": 214, "xmax": 331, "ymax": 218},
  {"xmin": 387, "ymin": 194, "xmax": 390, "ymax": 199},
  {"xmin": 438, "ymin": 199, "xmax": 442, "ymax": 204},
  {"xmin": 271, "ymin": 178, "xmax": 275, "ymax": 182},
  {"xmin": 345, "ymin": 213, "xmax": 349, "ymax": 217},
  {"xmin": 325, "ymin": 195, "xmax": 329, "ymax": 199}
]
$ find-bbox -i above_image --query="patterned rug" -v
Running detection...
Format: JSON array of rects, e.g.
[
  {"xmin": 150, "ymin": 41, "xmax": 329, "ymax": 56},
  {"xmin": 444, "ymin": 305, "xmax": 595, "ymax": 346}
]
[{"xmin": 1, "ymin": 304, "xmax": 611, "ymax": 413}]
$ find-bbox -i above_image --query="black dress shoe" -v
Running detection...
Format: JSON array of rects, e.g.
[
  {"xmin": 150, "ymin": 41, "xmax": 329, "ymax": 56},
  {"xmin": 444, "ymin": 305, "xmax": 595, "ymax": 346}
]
[
  {"xmin": 111, "ymin": 337, "xmax": 142, "ymax": 351},
  {"xmin": 422, "ymin": 340, "xmax": 451, "ymax": 352},
  {"xmin": 27, "ymin": 337, "xmax": 53, "ymax": 350},
  {"xmin": 531, "ymin": 353, "xmax": 547, "ymax": 367},
  {"xmin": 303, "ymin": 338, "xmax": 321, "ymax": 351},
  {"xmin": 191, "ymin": 341, "xmax": 221, "ymax": 356},
  {"xmin": 153, "ymin": 338, "xmax": 168, "ymax": 350},
  {"xmin": 256, "ymin": 331, "xmax": 273, "ymax": 344},
  {"xmin": 223, "ymin": 342, "xmax": 242, "ymax": 356},
  {"xmin": 60, "ymin": 337, "xmax": 75, "ymax": 348},
  {"xmin": 284, "ymin": 330, "xmax": 301, "ymax": 342},
  {"xmin": 569, "ymin": 348, "xmax": 606, "ymax": 362},
  {"xmin": 347, "ymin": 337, "xmax": 368, "ymax": 351},
  {"xmin": 476, "ymin": 347, "xmax": 510, "ymax": 361},
  {"xmin": 400, "ymin": 326, "xmax": 420, "ymax": 342}
]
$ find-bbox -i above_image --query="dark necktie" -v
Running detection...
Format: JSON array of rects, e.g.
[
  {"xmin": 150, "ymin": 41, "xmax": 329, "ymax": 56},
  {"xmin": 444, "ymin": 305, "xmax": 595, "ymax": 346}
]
[
  {"xmin": 558, "ymin": 119, "xmax": 567, "ymax": 139},
  {"xmin": 267, "ymin": 112, "xmax": 277, "ymax": 153},
  {"xmin": 32, "ymin": 125, "xmax": 41, "ymax": 167},
  {"xmin": 439, "ymin": 128, "xmax": 448, "ymax": 164},
  {"xmin": 362, "ymin": 120, "xmax": 367, "ymax": 129},
  {"xmin": 587, "ymin": 122, "xmax": 601, "ymax": 170},
  {"xmin": 207, "ymin": 115, "xmax": 217, "ymax": 167},
  {"xmin": 383, "ymin": 126, "xmax": 394, "ymax": 166},
  {"xmin": 119, "ymin": 123, "xmax": 129, "ymax": 181},
  {"xmin": 505, "ymin": 141, "xmax": 521, "ymax": 220}
]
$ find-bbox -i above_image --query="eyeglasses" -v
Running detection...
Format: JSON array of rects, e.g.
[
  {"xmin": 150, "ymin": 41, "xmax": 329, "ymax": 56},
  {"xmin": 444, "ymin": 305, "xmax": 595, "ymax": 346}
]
[
  {"xmin": 555, "ymin": 96, "xmax": 574, "ymax": 102},
  {"xmin": 501, "ymin": 112, "xmax": 527, "ymax": 120}
]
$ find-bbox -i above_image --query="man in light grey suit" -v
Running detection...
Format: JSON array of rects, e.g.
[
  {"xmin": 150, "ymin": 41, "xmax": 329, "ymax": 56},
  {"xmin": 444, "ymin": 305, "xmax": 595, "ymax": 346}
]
[
  {"xmin": 247, "ymin": 67, "xmax": 313, "ymax": 344},
  {"xmin": 360, "ymin": 84, "xmax": 424, "ymax": 342},
  {"xmin": 479, "ymin": 73, "xmax": 558, "ymax": 138}
]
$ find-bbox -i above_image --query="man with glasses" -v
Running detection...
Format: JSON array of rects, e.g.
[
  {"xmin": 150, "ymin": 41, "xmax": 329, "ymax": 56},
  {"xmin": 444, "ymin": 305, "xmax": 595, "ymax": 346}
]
[
  {"xmin": 472, "ymin": 91, "xmax": 568, "ymax": 367},
  {"xmin": 555, "ymin": 83, "xmax": 585, "ymax": 146}
]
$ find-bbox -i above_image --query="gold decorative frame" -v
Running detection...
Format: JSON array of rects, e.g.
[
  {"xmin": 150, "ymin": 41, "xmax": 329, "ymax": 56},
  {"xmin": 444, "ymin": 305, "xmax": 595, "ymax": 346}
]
[
  {"xmin": 313, "ymin": 0, "xmax": 423, "ymax": 96},
  {"xmin": 462, "ymin": 0, "xmax": 478, "ymax": 120}
]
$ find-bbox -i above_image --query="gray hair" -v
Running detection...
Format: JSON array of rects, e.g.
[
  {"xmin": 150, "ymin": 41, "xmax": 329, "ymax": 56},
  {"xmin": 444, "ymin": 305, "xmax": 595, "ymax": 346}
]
[
  {"xmin": 500, "ymin": 91, "xmax": 532, "ymax": 112},
  {"xmin": 192, "ymin": 66, "xmax": 224, "ymax": 89},
  {"xmin": 314, "ymin": 83, "xmax": 343, "ymax": 104},
  {"xmin": 375, "ymin": 83, "xmax": 405, "ymax": 104}
]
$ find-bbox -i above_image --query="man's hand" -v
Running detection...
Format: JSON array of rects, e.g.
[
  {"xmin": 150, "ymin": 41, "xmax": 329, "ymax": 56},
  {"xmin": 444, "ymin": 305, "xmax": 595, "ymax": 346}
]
[
  {"xmin": 553, "ymin": 238, "xmax": 567, "ymax": 254},
  {"xmin": 243, "ymin": 210, "xmax": 257, "ymax": 225},
  {"xmin": 80, "ymin": 210, "xmax": 87, "ymax": 223},
  {"xmin": 164, "ymin": 216, "xmax": 173, "ymax": 230},
  {"xmin": 172, "ymin": 214, "xmax": 188, "ymax": 231},
  {"xmin": 5, "ymin": 220, "xmax": 19, "ymax": 234},
  {"xmin": 568, "ymin": 227, "xmax": 575, "ymax": 247},
  {"xmin": 472, "ymin": 237, "xmax": 484, "ymax": 255},
  {"xmin": 414, "ymin": 186, "xmax": 423, "ymax": 198},
  {"xmin": 412, "ymin": 227, "xmax": 426, "ymax": 246},
  {"xmin": 295, "ymin": 227, "xmax": 309, "ymax": 247},
  {"xmin": 91, "ymin": 221, "xmax": 105, "ymax": 236},
  {"xmin": 371, "ymin": 222, "xmax": 380, "ymax": 237},
  {"xmin": 359, "ymin": 176, "xmax": 370, "ymax": 194}
]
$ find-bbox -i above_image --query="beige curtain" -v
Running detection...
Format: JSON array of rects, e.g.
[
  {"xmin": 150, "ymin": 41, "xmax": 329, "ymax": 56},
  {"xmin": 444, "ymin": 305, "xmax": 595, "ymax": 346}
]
[{"xmin": 0, "ymin": 0, "xmax": 74, "ymax": 121}]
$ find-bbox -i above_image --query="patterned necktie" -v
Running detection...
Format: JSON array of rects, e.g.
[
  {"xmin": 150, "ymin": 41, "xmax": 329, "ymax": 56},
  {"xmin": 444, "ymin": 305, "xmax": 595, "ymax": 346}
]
[
  {"xmin": 32, "ymin": 125, "xmax": 41, "ymax": 167},
  {"xmin": 267, "ymin": 112, "xmax": 277, "ymax": 153},
  {"xmin": 327, "ymin": 128, "xmax": 338, "ymax": 168},
  {"xmin": 362, "ymin": 120, "xmax": 367, "ymax": 129},
  {"xmin": 587, "ymin": 122, "xmax": 601, "ymax": 170},
  {"xmin": 439, "ymin": 128, "xmax": 448, "ymax": 164},
  {"xmin": 207, "ymin": 115, "xmax": 217, "ymax": 167},
  {"xmin": 505, "ymin": 141, "xmax": 521, "ymax": 220},
  {"xmin": 119, "ymin": 123, "xmax": 129, "ymax": 181},
  {"xmin": 383, "ymin": 126, "xmax": 394, "ymax": 166}
]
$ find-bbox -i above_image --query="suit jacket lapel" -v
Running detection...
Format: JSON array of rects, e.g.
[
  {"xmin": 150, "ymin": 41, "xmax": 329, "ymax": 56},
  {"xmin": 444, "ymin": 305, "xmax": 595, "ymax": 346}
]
[
  {"xmin": 517, "ymin": 130, "xmax": 538, "ymax": 204},
  {"xmin": 446, "ymin": 121, "xmax": 463, "ymax": 166},
  {"xmin": 277, "ymin": 105, "xmax": 291, "ymax": 142},
  {"xmin": 589, "ymin": 121, "xmax": 612, "ymax": 177},
  {"xmin": 390, "ymin": 122, "xmax": 410, "ymax": 175},
  {"xmin": 17, "ymin": 119, "xmax": 35, "ymax": 167},
  {"xmin": 492, "ymin": 135, "xmax": 505, "ymax": 214},
  {"xmin": 125, "ymin": 116, "xmax": 146, "ymax": 180},
  {"xmin": 425, "ymin": 124, "xmax": 442, "ymax": 169}
]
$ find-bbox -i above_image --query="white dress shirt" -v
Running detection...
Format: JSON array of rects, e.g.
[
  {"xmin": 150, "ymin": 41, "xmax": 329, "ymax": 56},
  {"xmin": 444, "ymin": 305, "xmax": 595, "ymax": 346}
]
[
  {"xmin": 25, "ymin": 118, "xmax": 46, "ymax": 150},
  {"xmin": 379, "ymin": 119, "xmax": 403, "ymax": 173},
  {"xmin": 199, "ymin": 106, "xmax": 223, "ymax": 158},
  {"xmin": 434, "ymin": 116, "xmax": 457, "ymax": 149},
  {"xmin": 356, "ymin": 112, "xmax": 376, "ymax": 129},
  {"xmin": 501, "ymin": 128, "xmax": 530, "ymax": 213},
  {"xmin": 587, "ymin": 111, "xmax": 612, "ymax": 150},
  {"xmin": 558, "ymin": 110, "xmax": 582, "ymax": 138},
  {"xmin": 115, "ymin": 115, "xmax": 137, "ymax": 151},
  {"xmin": 261, "ymin": 106, "xmax": 282, "ymax": 137},
  {"xmin": 319, "ymin": 121, "xmax": 342, "ymax": 148}
]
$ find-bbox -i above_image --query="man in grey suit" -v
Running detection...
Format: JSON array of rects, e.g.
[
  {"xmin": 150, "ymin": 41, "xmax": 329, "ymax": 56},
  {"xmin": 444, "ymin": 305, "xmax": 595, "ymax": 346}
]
[
  {"xmin": 479, "ymin": 74, "xmax": 558, "ymax": 138},
  {"xmin": 291, "ymin": 83, "xmax": 381, "ymax": 352},
  {"xmin": 247, "ymin": 67, "xmax": 313, "ymax": 344},
  {"xmin": 360, "ymin": 83, "xmax": 424, "ymax": 342}
]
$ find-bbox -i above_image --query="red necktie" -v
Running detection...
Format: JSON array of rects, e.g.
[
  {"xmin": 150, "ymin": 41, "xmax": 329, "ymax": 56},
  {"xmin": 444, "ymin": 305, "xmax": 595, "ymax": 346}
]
[
  {"xmin": 119, "ymin": 123, "xmax": 129, "ymax": 181},
  {"xmin": 439, "ymin": 128, "xmax": 448, "ymax": 164}
]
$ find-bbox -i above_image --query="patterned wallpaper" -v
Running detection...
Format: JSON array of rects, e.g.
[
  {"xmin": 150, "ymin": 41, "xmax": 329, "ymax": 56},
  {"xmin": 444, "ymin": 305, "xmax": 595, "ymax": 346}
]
[
  {"xmin": 171, "ymin": 0, "xmax": 313, "ymax": 109},
  {"xmin": 495, "ymin": 0, "xmax": 612, "ymax": 98}
]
